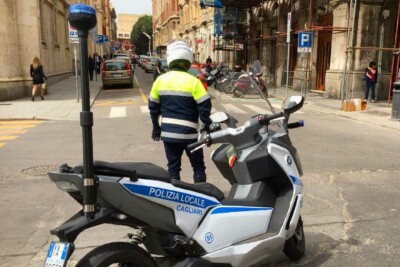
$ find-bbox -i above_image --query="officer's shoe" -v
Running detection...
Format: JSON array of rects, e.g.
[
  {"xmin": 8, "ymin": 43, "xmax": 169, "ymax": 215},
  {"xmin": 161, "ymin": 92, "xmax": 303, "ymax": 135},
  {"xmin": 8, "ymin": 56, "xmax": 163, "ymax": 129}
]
[{"xmin": 194, "ymin": 174, "xmax": 207, "ymax": 183}]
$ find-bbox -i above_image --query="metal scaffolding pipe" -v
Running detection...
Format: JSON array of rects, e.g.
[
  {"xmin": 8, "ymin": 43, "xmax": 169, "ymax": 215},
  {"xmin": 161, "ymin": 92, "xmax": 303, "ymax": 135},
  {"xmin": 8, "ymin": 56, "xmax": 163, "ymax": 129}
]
[{"xmin": 388, "ymin": 0, "xmax": 400, "ymax": 105}]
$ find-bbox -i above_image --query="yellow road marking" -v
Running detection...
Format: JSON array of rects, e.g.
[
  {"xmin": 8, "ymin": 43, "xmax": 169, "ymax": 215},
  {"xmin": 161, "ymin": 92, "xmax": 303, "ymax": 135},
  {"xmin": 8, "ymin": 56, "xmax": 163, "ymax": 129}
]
[
  {"xmin": 0, "ymin": 120, "xmax": 42, "ymax": 125},
  {"xmin": 0, "ymin": 143, "xmax": 5, "ymax": 148},
  {"xmin": 94, "ymin": 101, "xmax": 115, "ymax": 107},
  {"xmin": 0, "ymin": 130, "xmax": 28, "ymax": 134},
  {"xmin": 117, "ymin": 100, "xmax": 135, "ymax": 105},
  {"xmin": 0, "ymin": 136, "xmax": 17, "ymax": 141},
  {"xmin": 135, "ymin": 76, "xmax": 148, "ymax": 104},
  {"xmin": 0, "ymin": 125, "xmax": 37, "ymax": 129}
]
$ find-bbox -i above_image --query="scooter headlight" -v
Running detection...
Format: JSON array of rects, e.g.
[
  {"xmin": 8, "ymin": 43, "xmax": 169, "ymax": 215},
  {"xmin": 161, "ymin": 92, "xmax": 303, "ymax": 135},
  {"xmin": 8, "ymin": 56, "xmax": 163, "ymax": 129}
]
[{"xmin": 55, "ymin": 181, "xmax": 80, "ymax": 193}]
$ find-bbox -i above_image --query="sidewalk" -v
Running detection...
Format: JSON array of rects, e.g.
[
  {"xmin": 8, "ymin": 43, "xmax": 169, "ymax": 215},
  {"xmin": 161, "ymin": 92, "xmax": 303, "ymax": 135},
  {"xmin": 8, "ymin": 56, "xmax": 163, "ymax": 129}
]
[
  {"xmin": 0, "ymin": 75, "xmax": 102, "ymax": 121},
  {"xmin": 269, "ymin": 87, "xmax": 400, "ymax": 131},
  {"xmin": 1, "ymin": 76, "xmax": 399, "ymax": 130}
]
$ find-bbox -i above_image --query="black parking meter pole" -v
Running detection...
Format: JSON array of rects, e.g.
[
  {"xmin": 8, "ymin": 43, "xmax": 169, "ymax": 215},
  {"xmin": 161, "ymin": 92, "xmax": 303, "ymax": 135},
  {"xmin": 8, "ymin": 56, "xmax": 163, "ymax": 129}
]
[{"xmin": 68, "ymin": 4, "xmax": 98, "ymax": 220}]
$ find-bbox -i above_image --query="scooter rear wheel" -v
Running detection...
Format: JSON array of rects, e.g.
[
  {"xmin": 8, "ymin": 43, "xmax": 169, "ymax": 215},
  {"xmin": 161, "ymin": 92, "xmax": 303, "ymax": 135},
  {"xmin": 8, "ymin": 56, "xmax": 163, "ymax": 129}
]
[
  {"xmin": 76, "ymin": 242, "xmax": 157, "ymax": 267},
  {"xmin": 283, "ymin": 216, "xmax": 305, "ymax": 261}
]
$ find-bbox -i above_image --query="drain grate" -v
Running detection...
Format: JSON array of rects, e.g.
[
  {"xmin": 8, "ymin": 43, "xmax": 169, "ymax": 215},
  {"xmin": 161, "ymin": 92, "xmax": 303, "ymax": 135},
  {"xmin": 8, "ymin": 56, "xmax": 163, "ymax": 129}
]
[{"xmin": 21, "ymin": 165, "xmax": 60, "ymax": 176}]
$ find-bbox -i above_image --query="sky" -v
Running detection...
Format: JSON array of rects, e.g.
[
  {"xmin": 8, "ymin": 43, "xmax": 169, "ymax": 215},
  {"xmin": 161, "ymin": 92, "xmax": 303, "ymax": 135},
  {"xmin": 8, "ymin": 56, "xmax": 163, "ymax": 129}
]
[{"xmin": 110, "ymin": 0, "xmax": 152, "ymax": 15}]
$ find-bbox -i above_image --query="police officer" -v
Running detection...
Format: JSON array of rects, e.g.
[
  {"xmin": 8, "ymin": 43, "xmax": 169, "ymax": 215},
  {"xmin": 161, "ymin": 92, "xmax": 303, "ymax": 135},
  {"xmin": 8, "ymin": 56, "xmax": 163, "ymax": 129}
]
[{"xmin": 149, "ymin": 40, "xmax": 212, "ymax": 183}]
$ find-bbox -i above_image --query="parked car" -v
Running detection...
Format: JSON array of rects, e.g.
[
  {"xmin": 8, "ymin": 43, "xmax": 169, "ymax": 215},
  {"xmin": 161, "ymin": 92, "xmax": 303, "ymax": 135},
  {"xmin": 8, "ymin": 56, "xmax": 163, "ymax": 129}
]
[
  {"xmin": 139, "ymin": 56, "xmax": 148, "ymax": 68},
  {"xmin": 188, "ymin": 63, "xmax": 208, "ymax": 90},
  {"xmin": 153, "ymin": 58, "xmax": 168, "ymax": 81},
  {"xmin": 144, "ymin": 57, "xmax": 158, "ymax": 73},
  {"xmin": 102, "ymin": 59, "xmax": 134, "ymax": 89},
  {"xmin": 112, "ymin": 54, "xmax": 133, "ymax": 70}
]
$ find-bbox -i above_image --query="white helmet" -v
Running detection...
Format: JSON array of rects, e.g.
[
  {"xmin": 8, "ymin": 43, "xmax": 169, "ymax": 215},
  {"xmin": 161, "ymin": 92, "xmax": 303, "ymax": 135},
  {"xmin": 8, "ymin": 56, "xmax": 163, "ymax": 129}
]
[{"xmin": 166, "ymin": 40, "xmax": 193, "ymax": 68}]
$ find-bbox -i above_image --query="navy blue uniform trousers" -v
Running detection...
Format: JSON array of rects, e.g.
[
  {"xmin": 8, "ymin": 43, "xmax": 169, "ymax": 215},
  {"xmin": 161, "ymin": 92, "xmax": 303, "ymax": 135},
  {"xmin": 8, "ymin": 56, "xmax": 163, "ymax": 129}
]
[{"xmin": 163, "ymin": 141, "xmax": 206, "ymax": 183}]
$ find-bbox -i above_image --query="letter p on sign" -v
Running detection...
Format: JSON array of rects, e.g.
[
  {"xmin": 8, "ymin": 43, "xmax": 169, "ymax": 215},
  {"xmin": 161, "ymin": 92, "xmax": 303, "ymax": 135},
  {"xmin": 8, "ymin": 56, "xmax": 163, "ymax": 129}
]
[{"xmin": 298, "ymin": 32, "xmax": 312, "ymax": 53}]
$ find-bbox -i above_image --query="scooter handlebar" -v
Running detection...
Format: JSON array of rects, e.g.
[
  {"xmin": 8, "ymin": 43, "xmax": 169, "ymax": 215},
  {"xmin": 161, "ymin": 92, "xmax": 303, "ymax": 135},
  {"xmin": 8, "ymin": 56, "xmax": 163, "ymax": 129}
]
[
  {"xmin": 187, "ymin": 140, "xmax": 206, "ymax": 150},
  {"xmin": 258, "ymin": 112, "xmax": 284, "ymax": 125}
]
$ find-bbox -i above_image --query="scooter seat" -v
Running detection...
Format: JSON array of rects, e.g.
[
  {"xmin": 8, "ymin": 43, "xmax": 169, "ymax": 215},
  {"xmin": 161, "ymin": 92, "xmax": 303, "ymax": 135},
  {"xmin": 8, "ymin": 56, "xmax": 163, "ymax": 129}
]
[
  {"xmin": 171, "ymin": 179, "xmax": 224, "ymax": 201},
  {"xmin": 74, "ymin": 161, "xmax": 170, "ymax": 183}
]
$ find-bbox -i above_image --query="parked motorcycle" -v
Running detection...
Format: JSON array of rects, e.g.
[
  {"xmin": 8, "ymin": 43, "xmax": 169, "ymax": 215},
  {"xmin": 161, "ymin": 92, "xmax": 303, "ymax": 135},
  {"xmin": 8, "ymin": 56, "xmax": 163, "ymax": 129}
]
[
  {"xmin": 232, "ymin": 60, "xmax": 268, "ymax": 98},
  {"xmin": 215, "ymin": 65, "xmax": 244, "ymax": 94}
]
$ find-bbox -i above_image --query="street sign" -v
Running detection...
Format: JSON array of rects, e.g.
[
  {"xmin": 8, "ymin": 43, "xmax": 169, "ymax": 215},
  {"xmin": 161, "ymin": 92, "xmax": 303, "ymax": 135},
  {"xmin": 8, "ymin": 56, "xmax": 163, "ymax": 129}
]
[
  {"xmin": 68, "ymin": 22, "xmax": 79, "ymax": 43},
  {"xmin": 200, "ymin": 0, "xmax": 224, "ymax": 8},
  {"xmin": 287, "ymin": 12, "xmax": 291, "ymax": 43},
  {"xmin": 103, "ymin": 35, "xmax": 109, "ymax": 44},
  {"xmin": 298, "ymin": 32, "xmax": 313, "ymax": 52},
  {"xmin": 96, "ymin": 34, "xmax": 104, "ymax": 44},
  {"xmin": 89, "ymin": 26, "xmax": 98, "ymax": 40}
]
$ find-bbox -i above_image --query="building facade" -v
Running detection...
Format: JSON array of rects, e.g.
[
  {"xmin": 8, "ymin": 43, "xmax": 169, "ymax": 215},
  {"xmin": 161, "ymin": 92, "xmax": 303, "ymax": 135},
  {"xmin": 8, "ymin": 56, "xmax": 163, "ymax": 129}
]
[
  {"xmin": 116, "ymin": 14, "xmax": 141, "ymax": 51},
  {"xmin": 153, "ymin": 0, "xmax": 400, "ymax": 101},
  {"xmin": 0, "ymin": 0, "xmax": 71, "ymax": 101},
  {"xmin": 0, "ymin": 0, "xmax": 116, "ymax": 101}
]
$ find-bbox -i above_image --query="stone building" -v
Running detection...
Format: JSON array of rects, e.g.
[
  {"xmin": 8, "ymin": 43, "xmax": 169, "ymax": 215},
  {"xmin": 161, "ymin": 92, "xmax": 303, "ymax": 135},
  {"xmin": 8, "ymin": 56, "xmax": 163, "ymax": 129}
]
[
  {"xmin": 0, "ymin": 0, "xmax": 116, "ymax": 101},
  {"xmin": 153, "ymin": 0, "xmax": 217, "ymax": 63},
  {"xmin": 0, "ymin": 0, "xmax": 72, "ymax": 101},
  {"xmin": 153, "ymin": 0, "xmax": 400, "ymax": 101},
  {"xmin": 117, "ymin": 14, "xmax": 141, "ymax": 51},
  {"xmin": 246, "ymin": 0, "xmax": 399, "ymax": 101}
]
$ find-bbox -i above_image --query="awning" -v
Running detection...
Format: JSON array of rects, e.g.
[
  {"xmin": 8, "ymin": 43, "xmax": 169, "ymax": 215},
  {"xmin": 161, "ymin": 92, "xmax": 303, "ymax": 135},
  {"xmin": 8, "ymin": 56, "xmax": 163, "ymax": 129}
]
[{"xmin": 219, "ymin": 0, "xmax": 262, "ymax": 8}]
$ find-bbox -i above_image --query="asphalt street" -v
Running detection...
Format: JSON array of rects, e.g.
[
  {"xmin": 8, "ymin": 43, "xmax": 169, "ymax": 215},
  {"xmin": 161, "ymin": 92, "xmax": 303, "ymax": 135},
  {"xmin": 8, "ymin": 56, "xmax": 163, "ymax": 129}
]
[{"xmin": 0, "ymin": 67, "xmax": 399, "ymax": 266}]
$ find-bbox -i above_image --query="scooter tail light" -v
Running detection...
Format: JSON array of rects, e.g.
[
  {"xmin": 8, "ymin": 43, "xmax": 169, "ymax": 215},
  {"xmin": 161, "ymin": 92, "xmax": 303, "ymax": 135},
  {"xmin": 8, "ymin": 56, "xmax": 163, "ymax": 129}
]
[
  {"xmin": 228, "ymin": 155, "xmax": 238, "ymax": 168},
  {"xmin": 125, "ymin": 62, "xmax": 131, "ymax": 76}
]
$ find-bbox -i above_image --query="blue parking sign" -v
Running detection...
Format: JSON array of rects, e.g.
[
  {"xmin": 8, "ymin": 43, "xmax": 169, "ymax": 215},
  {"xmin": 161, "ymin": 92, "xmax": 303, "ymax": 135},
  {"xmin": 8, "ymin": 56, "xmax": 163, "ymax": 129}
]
[
  {"xmin": 96, "ymin": 35, "xmax": 104, "ymax": 44},
  {"xmin": 298, "ymin": 32, "xmax": 312, "ymax": 52}
]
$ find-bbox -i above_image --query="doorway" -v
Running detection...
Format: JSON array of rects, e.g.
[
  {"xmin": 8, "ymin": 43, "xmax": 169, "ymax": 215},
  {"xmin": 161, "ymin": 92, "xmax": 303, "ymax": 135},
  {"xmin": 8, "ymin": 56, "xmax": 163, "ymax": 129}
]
[{"xmin": 316, "ymin": 13, "xmax": 333, "ymax": 91}]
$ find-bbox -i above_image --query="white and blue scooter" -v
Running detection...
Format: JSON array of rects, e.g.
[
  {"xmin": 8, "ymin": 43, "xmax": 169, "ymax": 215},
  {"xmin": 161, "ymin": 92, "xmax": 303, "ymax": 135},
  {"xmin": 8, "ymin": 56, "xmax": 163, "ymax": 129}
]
[{"xmin": 44, "ymin": 4, "xmax": 305, "ymax": 267}]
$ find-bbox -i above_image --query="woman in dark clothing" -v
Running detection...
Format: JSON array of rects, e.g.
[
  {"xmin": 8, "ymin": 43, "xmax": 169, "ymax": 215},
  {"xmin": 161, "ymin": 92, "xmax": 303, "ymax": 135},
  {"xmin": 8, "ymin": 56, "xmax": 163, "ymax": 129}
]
[
  {"xmin": 88, "ymin": 55, "xmax": 95, "ymax": 81},
  {"xmin": 364, "ymin": 61, "xmax": 378, "ymax": 102},
  {"xmin": 30, "ymin": 57, "xmax": 47, "ymax": 101}
]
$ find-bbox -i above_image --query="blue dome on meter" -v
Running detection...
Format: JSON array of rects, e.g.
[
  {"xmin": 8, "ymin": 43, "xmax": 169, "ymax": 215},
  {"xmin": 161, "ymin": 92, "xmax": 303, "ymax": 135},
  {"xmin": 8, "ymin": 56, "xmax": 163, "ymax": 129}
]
[{"xmin": 68, "ymin": 4, "xmax": 97, "ymax": 32}]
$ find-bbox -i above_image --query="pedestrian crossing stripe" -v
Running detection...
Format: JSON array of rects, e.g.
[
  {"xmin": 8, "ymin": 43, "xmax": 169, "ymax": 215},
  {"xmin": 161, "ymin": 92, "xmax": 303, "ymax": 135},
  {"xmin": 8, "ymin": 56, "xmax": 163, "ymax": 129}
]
[
  {"xmin": 222, "ymin": 104, "xmax": 246, "ymax": 114},
  {"xmin": 109, "ymin": 107, "xmax": 127, "ymax": 118},
  {"xmin": 140, "ymin": 106, "xmax": 149, "ymax": 113},
  {"xmin": 0, "ymin": 143, "xmax": 5, "ymax": 148}
]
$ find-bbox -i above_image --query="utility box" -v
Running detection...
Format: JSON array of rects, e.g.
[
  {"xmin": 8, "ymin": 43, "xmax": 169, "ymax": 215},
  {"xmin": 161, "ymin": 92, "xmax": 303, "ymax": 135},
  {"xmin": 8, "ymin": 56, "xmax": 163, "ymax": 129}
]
[{"xmin": 392, "ymin": 81, "xmax": 400, "ymax": 120}]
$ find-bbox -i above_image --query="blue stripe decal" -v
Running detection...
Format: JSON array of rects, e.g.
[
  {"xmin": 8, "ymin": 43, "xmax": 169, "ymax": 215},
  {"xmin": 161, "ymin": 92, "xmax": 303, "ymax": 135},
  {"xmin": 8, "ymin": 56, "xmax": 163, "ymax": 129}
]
[
  {"xmin": 290, "ymin": 175, "xmax": 303, "ymax": 186},
  {"xmin": 211, "ymin": 206, "xmax": 272, "ymax": 214},
  {"xmin": 123, "ymin": 184, "xmax": 220, "ymax": 209}
]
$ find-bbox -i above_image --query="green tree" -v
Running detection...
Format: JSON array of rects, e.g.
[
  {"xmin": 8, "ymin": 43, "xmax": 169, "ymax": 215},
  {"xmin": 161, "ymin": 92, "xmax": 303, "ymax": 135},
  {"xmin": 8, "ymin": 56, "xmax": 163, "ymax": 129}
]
[{"xmin": 131, "ymin": 15, "xmax": 153, "ymax": 55}]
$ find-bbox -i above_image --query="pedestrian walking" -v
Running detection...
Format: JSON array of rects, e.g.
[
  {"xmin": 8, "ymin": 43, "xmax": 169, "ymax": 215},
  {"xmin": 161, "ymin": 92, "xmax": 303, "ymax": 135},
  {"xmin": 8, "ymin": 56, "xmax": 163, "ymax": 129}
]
[
  {"xmin": 94, "ymin": 53, "xmax": 102, "ymax": 74},
  {"xmin": 206, "ymin": 55, "xmax": 212, "ymax": 65},
  {"xmin": 88, "ymin": 55, "xmax": 95, "ymax": 81},
  {"xmin": 148, "ymin": 40, "xmax": 212, "ymax": 183},
  {"xmin": 30, "ymin": 57, "xmax": 47, "ymax": 101},
  {"xmin": 364, "ymin": 61, "xmax": 378, "ymax": 102}
]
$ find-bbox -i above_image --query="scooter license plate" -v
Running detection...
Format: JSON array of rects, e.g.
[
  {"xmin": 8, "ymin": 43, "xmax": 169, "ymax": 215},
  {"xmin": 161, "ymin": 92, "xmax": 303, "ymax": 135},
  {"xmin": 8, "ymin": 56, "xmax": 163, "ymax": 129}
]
[{"xmin": 43, "ymin": 241, "xmax": 71, "ymax": 267}]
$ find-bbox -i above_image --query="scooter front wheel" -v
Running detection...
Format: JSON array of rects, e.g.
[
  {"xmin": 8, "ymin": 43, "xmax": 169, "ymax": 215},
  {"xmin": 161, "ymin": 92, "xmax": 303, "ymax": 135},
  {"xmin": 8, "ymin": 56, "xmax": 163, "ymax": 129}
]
[
  {"xmin": 76, "ymin": 242, "xmax": 157, "ymax": 267},
  {"xmin": 283, "ymin": 216, "xmax": 305, "ymax": 261}
]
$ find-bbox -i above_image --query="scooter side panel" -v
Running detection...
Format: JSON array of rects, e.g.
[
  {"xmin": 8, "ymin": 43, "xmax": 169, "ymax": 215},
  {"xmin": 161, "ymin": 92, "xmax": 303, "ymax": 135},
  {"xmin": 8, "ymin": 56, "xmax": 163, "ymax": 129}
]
[
  {"xmin": 119, "ymin": 178, "xmax": 221, "ymax": 237},
  {"xmin": 193, "ymin": 206, "xmax": 273, "ymax": 252},
  {"xmin": 201, "ymin": 231, "xmax": 286, "ymax": 267}
]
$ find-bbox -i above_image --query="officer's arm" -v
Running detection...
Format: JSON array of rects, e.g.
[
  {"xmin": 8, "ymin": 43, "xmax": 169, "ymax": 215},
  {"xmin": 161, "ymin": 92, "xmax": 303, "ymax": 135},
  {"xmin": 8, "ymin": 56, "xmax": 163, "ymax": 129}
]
[
  {"xmin": 193, "ymin": 80, "xmax": 212, "ymax": 126},
  {"xmin": 149, "ymin": 80, "xmax": 161, "ymax": 127}
]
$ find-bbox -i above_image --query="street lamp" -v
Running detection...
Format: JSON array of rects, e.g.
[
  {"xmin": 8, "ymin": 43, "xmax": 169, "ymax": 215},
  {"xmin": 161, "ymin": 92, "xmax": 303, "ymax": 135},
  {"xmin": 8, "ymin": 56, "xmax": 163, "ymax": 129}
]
[{"xmin": 142, "ymin": 31, "xmax": 152, "ymax": 56}]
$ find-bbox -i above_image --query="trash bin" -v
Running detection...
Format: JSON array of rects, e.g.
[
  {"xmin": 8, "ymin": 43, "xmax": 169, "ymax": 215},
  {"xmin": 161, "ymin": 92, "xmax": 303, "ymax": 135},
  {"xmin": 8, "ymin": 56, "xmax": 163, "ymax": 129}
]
[{"xmin": 392, "ymin": 81, "xmax": 400, "ymax": 120}]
